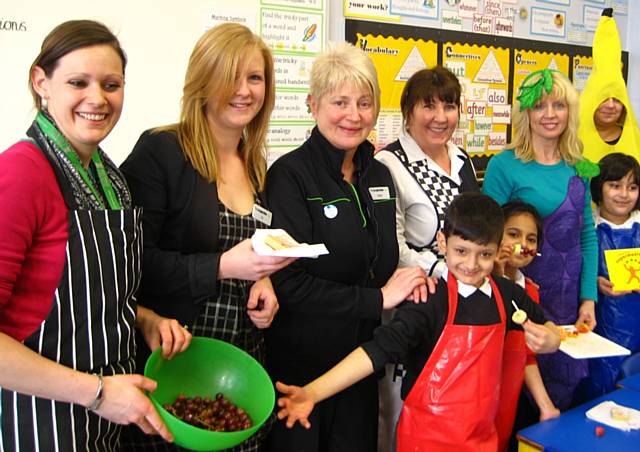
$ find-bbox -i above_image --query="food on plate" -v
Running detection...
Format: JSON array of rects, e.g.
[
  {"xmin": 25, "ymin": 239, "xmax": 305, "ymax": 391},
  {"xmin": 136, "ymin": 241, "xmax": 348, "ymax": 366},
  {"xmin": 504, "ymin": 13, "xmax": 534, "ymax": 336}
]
[
  {"xmin": 559, "ymin": 324, "xmax": 592, "ymax": 340},
  {"xmin": 163, "ymin": 393, "xmax": 253, "ymax": 432},
  {"xmin": 559, "ymin": 328, "xmax": 579, "ymax": 340},
  {"xmin": 610, "ymin": 406, "xmax": 631, "ymax": 421},
  {"xmin": 512, "ymin": 309, "xmax": 527, "ymax": 325},
  {"xmin": 264, "ymin": 233, "xmax": 298, "ymax": 250},
  {"xmin": 577, "ymin": 323, "xmax": 591, "ymax": 334}
]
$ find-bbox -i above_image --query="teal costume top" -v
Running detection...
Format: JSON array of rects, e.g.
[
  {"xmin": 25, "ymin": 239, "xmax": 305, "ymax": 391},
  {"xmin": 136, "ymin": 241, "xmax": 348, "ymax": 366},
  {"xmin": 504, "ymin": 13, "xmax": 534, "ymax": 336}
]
[{"xmin": 483, "ymin": 149, "xmax": 597, "ymax": 301}]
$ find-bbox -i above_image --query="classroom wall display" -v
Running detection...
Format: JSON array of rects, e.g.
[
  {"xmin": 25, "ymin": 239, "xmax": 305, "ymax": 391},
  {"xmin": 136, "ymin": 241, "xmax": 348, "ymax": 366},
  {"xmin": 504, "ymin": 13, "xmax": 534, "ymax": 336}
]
[
  {"xmin": 356, "ymin": 34, "xmax": 438, "ymax": 145},
  {"xmin": 345, "ymin": 0, "xmax": 401, "ymax": 21},
  {"xmin": 572, "ymin": 54, "xmax": 594, "ymax": 93},
  {"xmin": 262, "ymin": 3, "xmax": 325, "ymax": 164},
  {"xmin": 0, "ymin": 0, "xmax": 326, "ymax": 165},
  {"xmin": 343, "ymin": 0, "xmax": 628, "ymax": 48},
  {"xmin": 442, "ymin": 42, "xmax": 510, "ymax": 154},
  {"xmin": 345, "ymin": 17, "xmax": 628, "ymax": 171}
]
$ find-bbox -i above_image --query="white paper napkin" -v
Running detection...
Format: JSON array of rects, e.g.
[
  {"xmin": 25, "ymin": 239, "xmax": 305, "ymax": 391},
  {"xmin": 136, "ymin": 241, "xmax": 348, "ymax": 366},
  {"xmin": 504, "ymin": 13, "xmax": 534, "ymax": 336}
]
[
  {"xmin": 585, "ymin": 401, "xmax": 640, "ymax": 431},
  {"xmin": 251, "ymin": 229, "xmax": 329, "ymax": 258}
]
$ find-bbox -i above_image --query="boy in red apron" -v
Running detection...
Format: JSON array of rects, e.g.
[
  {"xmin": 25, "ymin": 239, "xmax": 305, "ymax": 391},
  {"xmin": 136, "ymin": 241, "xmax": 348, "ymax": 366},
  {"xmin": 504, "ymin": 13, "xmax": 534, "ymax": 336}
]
[{"xmin": 274, "ymin": 192, "xmax": 561, "ymax": 452}]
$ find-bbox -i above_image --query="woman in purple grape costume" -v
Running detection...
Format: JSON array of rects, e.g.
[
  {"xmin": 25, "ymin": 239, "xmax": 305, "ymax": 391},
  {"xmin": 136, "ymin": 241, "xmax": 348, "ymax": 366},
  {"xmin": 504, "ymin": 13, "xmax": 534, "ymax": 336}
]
[{"xmin": 483, "ymin": 69, "xmax": 599, "ymax": 414}]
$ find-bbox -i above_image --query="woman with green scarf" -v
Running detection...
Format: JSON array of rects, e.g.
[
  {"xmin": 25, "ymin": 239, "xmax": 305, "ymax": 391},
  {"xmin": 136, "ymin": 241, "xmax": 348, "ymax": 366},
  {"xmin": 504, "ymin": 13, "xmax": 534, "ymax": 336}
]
[{"xmin": 0, "ymin": 20, "xmax": 191, "ymax": 451}]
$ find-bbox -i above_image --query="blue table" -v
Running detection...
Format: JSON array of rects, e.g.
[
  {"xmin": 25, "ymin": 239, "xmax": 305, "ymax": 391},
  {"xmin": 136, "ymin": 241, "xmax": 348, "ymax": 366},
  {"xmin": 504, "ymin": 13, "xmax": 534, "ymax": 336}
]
[
  {"xmin": 517, "ymin": 388, "xmax": 640, "ymax": 451},
  {"xmin": 618, "ymin": 373, "xmax": 640, "ymax": 392}
]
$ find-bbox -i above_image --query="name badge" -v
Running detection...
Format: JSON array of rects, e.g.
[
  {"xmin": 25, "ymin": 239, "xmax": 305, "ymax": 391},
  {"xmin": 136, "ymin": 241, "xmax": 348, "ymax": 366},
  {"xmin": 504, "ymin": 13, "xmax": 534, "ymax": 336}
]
[
  {"xmin": 324, "ymin": 204, "xmax": 338, "ymax": 219},
  {"xmin": 252, "ymin": 204, "xmax": 272, "ymax": 226},
  {"xmin": 369, "ymin": 186, "xmax": 390, "ymax": 201}
]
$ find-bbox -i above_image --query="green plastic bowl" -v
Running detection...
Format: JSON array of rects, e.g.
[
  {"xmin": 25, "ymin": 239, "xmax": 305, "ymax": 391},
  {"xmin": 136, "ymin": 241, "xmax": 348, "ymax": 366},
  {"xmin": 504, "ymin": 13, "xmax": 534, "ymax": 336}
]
[{"xmin": 144, "ymin": 337, "xmax": 275, "ymax": 451}]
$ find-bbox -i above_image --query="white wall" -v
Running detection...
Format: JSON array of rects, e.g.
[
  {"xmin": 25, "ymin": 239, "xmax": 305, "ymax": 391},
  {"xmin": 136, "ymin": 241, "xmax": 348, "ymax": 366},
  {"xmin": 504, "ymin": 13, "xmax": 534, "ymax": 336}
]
[
  {"xmin": 0, "ymin": 0, "xmax": 302, "ymax": 164},
  {"xmin": 2, "ymin": 1, "xmax": 638, "ymax": 162},
  {"xmin": 627, "ymin": 2, "xmax": 640, "ymax": 122}
]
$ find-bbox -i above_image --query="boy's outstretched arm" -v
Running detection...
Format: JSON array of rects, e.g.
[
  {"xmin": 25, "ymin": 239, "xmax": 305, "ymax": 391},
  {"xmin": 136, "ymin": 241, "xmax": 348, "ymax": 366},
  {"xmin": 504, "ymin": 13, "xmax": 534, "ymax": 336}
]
[
  {"xmin": 522, "ymin": 321, "xmax": 560, "ymax": 354},
  {"xmin": 276, "ymin": 347, "xmax": 374, "ymax": 428}
]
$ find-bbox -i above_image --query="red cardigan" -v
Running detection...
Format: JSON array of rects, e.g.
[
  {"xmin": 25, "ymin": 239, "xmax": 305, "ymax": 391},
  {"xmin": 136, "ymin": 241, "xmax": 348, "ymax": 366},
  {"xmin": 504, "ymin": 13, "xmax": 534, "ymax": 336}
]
[{"xmin": 0, "ymin": 141, "xmax": 67, "ymax": 341}]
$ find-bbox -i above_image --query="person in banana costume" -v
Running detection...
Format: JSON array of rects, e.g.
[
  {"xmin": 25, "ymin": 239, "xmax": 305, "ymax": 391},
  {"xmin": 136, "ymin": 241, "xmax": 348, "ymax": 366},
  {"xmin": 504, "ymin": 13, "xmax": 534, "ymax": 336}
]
[{"xmin": 579, "ymin": 8, "xmax": 640, "ymax": 163}]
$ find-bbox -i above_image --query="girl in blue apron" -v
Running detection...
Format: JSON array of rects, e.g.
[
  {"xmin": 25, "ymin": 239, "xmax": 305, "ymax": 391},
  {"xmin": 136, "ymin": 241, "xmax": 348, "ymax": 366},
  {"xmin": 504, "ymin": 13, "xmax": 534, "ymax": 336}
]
[
  {"xmin": 0, "ymin": 20, "xmax": 190, "ymax": 452},
  {"xmin": 580, "ymin": 153, "xmax": 640, "ymax": 399}
]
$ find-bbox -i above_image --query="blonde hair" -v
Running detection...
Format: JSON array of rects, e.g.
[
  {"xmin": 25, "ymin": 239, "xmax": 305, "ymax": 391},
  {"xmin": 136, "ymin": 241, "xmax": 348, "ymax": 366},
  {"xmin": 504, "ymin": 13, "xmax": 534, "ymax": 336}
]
[
  {"xmin": 309, "ymin": 42, "xmax": 380, "ymax": 117},
  {"xmin": 508, "ymin": 71, "xmax": 583, "ymax": 165},
  {"xmin": 156, "ymin": 23, "xmax": 275, "ymax": 192}
]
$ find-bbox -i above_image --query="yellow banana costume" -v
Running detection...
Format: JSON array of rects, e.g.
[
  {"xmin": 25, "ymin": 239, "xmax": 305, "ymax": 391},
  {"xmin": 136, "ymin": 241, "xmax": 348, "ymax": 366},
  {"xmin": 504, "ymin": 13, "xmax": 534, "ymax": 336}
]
[{"xmin": 579, "ymin": 9, "xmax": 640, "ymax": 163}]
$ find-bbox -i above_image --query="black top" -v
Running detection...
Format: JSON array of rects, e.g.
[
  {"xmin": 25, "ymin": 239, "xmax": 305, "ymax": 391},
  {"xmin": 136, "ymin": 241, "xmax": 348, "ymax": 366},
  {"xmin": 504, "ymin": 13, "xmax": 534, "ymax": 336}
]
[
  {"xmin": 362, "ymin": 276, "xmax": 547, "ymax": 399},
  {"xmin": 120, "ymin": 130, "xmax": 223, "ymax": 326},
  {"xmin": 605, "ymin": 134, "xmax": 622, "ymax": 146},
  {"xmin": 265, "ymin": 127, "xmax": 399, "ymax": 383}
]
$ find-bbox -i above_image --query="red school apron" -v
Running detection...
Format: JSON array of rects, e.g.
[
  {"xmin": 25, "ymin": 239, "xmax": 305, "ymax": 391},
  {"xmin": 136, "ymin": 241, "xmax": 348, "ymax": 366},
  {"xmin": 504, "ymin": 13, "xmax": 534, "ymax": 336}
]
[
  {"xmin": 396, "ymin": 273, "xmax": 506, "ymax": 452},
  {"xmin": 494, "ymin": 279, "xmax": 539, "ymax": 451}
]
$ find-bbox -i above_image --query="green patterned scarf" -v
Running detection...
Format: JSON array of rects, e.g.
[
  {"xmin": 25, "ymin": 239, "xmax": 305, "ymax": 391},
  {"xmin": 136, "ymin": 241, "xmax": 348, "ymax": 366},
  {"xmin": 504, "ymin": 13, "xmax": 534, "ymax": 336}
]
[{"xmin": 26, "ymin": 111, "xmax": 131, "ymax": 210}]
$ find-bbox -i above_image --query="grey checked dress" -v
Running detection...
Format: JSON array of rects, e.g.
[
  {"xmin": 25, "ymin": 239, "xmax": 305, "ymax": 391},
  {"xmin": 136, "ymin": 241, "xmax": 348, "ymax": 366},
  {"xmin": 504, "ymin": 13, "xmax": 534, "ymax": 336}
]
[
  {"xmin": 191, "ymin": 201, "xmax": 266, "ymax": 360},
  {"xmin": 121, "ymin": 201, "xmax": 272, "ymax": 452}
]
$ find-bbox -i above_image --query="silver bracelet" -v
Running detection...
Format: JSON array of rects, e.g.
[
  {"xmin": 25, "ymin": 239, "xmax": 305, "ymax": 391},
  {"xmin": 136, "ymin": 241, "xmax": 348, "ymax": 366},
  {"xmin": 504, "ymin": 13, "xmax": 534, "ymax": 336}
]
[{"xmin": 87, "ymin": 374, "xmax": 104, "ymax": 411}]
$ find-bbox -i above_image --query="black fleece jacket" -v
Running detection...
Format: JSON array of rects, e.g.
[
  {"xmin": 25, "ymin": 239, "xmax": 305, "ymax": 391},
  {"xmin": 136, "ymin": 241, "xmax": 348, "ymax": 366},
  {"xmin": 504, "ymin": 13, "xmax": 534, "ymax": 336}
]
[{"xmin": 265, "ymin": 127, "xmax": 399, "ymax": 383}]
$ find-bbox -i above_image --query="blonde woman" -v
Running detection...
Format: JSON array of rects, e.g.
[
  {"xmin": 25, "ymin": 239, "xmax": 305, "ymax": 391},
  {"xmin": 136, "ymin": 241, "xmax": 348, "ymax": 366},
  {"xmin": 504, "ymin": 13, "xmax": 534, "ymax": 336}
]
[
  {"xmin": 483, "ymin": 70, "xmax": 598, "ymax": 415},
  {"xmin": 119, "ymin": 23, "xmax": 293, "ymax": 451},
  {"xmin": 265, "ymin": 42, "xmax": 428, "ymax": 452}
]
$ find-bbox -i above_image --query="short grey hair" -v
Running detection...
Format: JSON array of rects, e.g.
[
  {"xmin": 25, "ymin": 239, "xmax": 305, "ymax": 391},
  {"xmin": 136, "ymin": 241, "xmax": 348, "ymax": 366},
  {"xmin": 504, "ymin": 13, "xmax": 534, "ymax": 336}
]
[{"xmin": 309, "ymin": 42, "xmax": 380, "ymax": 116}]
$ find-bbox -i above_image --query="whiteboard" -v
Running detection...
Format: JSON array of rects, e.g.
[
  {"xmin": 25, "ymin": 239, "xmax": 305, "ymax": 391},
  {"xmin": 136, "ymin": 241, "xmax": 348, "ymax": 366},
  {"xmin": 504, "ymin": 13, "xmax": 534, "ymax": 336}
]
[{"xmin": 0, "ymin": 1, "xmax": 269, "ymax": 164}]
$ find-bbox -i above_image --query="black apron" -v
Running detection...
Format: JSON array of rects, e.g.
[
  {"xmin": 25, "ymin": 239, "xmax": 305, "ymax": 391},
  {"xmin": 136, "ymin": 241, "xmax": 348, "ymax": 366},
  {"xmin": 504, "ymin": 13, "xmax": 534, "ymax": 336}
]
[{"xmin": 0, "ymin": 146, "xmax": 141, "ymax": 452}]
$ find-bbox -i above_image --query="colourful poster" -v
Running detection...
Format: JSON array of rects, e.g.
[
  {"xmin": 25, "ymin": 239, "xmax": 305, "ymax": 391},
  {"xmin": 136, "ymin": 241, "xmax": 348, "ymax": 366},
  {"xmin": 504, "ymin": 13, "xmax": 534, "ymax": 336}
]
[
  {"xmin": 261, "ymin": 8, "xmax": 323, "ymax": 54},
  {"xmin": 356, "ymin": 34, "xmax": 438, "ymax": 147},
  {"xmin": 391, "ymin": 0, "xmax": 438, "ymax": 20},
  {"xmin": 262, "ymin": 0, "xmax": 323, "ymax": 9},
  {"xmin": 358, "ymin": 34, "xmax": 438, "ymax": 110},
  {"xmin": 267, "ymin": 123, "xmax": 314, "ymax": 147},
  {"xmin": 442, "ymin": 42, "xmax": 510, "ymax": 155},
  {"xmin": 344, "ymin": 0, "xmax": 400, "ymax": 21},
  {"xmin": 572, "ymin": 55, "xmax": 593, "ymax": 94},
  {"xmin": 273, "ymin": 53, "xmax": 314, "ymax": 89},
  {"xmin": 604, "ymin": 248, "xmax": 640, "ymax": 291},
  {"xmin": 530, "ymin": 7, "xmax": 566, "ymax": 38},
  {"xmin": 272, "ymin": 91, "xmax": 314, "ymax": 122},
  {"xmin": 512, "ymin": 50, "xmax": 570, "ymax": 105}
]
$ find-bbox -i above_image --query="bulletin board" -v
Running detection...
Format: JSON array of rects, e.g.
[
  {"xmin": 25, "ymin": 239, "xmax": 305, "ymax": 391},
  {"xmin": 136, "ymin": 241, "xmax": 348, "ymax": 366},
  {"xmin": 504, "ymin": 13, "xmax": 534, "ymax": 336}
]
[
  {"xmin": 442, "ymin": 42, "xmax": 510, "ymax": 154},
  {"xmin": 360, "ymin": 35, "xmax": 438, "ymax": 145},
  {"xmin": 343, "ymin": 0, "xmax": 629, "ymax": 49},
  {"xmin": 0, "ymin": 0, "xmax": 326, "ymax": 164},
  {"xmin": 346, "ymin": 18, "xmax": 629, "ymax": 173}
]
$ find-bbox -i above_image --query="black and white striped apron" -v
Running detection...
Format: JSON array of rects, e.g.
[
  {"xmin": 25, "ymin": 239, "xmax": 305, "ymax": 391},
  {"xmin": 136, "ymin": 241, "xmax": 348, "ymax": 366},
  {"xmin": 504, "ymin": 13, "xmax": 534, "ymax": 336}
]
[{"xmin": 0, "ymin": 167, "xmax": 141, "ymax": 452}]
